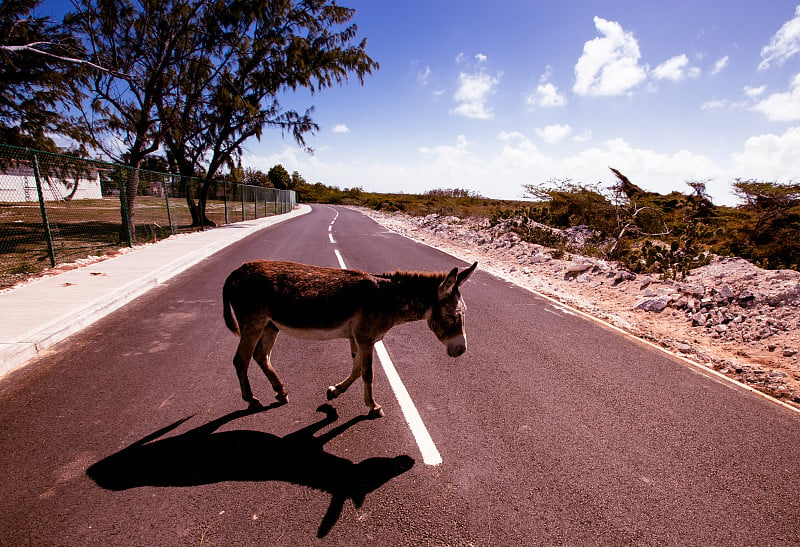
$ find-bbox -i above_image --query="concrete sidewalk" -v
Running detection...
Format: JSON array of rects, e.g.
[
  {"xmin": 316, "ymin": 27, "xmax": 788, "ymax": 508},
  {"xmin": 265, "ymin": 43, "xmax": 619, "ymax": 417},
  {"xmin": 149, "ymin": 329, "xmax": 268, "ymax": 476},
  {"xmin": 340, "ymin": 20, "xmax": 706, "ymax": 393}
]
[{"xmin": 0, "ymin": 205, "xmax": 311, "ymax": 379}]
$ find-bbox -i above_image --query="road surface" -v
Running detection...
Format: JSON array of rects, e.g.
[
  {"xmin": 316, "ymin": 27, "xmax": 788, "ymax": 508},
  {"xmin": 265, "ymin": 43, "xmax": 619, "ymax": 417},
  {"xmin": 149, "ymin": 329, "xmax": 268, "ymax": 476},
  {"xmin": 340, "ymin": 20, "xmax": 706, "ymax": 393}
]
[{"xmin": 1, "ymin": 205, "xmax": 799, "ymax": 545}]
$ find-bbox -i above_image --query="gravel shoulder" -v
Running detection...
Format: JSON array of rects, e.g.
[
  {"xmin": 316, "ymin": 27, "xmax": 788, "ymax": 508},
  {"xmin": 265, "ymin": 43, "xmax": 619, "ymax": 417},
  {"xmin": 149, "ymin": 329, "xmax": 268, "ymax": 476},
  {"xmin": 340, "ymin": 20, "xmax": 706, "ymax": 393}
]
[{"xmin": 353, "ymin": 207, "xmax": 800, "ymax": 408}]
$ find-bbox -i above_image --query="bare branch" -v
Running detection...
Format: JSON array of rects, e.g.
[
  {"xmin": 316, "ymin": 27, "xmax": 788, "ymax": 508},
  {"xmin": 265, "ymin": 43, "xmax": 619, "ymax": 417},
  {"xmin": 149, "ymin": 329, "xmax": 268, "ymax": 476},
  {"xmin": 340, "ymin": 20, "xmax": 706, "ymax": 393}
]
[{"xmin": 0, "ymin": 42, "xmax": 126, "ymax": 78}]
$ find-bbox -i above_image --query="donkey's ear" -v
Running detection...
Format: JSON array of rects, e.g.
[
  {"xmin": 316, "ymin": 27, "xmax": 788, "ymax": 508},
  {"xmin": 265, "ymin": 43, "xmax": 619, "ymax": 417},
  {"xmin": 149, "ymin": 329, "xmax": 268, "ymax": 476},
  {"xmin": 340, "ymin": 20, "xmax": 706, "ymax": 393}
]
[
  {"xmin": 456, "ymin": 262, "xmax": 477, "ymax": 287},
  {"xmin": 439, "ymin": 267, "xmax": 460, "ymax": 298}
]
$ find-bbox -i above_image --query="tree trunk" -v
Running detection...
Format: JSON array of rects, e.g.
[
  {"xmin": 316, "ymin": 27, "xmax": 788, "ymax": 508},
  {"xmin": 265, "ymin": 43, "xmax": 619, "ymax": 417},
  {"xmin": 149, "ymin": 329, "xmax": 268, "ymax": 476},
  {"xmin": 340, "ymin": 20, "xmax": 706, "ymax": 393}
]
[{"xmin": 119, "ymin": 167, "xmax": 139, "ymax": 244}]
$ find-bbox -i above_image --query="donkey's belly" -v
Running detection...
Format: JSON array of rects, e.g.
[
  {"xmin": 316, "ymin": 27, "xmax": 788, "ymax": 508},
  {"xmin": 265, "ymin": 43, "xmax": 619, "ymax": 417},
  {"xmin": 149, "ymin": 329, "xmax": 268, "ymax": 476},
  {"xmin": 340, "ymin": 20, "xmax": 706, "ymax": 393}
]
[{"xmin": 272, "ymin": 320, "xmax": 353, "ymax": 341}]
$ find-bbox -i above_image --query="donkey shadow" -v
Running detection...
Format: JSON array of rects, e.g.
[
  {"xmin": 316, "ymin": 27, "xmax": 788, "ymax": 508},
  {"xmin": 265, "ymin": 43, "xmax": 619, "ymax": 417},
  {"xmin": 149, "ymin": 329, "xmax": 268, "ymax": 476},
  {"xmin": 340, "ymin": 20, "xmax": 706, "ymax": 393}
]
[{"xmin": 86, "ymin": 404, "xmax": 414, "ymax": 537}]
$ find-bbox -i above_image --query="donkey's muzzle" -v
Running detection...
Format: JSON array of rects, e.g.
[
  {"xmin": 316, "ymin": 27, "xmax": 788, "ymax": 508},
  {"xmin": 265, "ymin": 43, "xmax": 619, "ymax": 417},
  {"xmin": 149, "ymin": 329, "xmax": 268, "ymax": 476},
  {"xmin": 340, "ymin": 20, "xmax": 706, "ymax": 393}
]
[
  {"xmin": 445, "ymin": 335, "xmax": 467, "ymax": 357},
  {"xmin": 448, "ymin": 344, "xmax": 466, "ymax": 357}
]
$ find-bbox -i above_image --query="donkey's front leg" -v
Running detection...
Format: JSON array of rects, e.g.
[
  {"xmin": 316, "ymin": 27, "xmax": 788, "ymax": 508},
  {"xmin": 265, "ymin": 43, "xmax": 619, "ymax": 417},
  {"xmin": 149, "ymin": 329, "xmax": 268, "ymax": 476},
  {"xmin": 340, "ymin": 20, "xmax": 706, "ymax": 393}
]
[
  {"xmin": 326, "ymin": 339, "xmax": 383, "ymax": 417},
  {"xmin": 326, "ymin": 337, "xmax": 361, "ymax": 401}
]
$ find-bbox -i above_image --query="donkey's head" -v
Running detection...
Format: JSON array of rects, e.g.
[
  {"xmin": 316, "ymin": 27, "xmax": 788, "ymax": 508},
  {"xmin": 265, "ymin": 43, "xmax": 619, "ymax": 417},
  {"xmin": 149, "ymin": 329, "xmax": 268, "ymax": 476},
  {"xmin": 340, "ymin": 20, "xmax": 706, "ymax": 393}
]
[{"xmin": 428, "ymin": 262, "xmax": 477, "ymax": 357}]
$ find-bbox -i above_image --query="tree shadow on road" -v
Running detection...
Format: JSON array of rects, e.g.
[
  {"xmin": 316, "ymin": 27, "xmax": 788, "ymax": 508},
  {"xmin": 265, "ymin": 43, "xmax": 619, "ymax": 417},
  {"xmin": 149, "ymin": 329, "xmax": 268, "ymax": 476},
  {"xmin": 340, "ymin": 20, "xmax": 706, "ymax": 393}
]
[{"xmin": 86, "ymin": 403, "xmax": 415, "ymax": 537}]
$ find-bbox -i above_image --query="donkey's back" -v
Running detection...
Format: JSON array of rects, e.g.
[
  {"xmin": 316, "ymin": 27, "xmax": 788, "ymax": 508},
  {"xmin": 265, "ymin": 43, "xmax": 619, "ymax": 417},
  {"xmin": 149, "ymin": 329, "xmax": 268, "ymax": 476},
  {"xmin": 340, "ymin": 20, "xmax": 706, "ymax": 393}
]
[{"xmin": 223, "ymin": 260, "xmax": 379, "ymax": 336}]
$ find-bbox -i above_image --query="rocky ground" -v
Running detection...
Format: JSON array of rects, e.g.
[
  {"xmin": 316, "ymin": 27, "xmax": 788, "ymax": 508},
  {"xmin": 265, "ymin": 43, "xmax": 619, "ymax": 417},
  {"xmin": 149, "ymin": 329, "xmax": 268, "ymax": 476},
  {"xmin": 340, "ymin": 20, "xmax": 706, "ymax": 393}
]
[{"xmin": 352, "ymin": 207, "xmax": 800, "ymax": 408}]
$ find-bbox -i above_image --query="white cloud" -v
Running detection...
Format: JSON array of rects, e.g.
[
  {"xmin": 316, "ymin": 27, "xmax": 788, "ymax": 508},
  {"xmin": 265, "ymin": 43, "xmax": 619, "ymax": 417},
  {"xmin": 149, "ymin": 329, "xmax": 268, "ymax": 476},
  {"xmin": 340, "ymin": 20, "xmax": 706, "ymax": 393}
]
[
  {"xmin": 498, "ymin": 130, "xmax": 529, "ymax": 142},
  {"xmin": 752, "ymin": 73, "xmax": 800, "ymax": 121},
  {"xmin": 527, "ymin": 82, "xmax": 567, "ymax": 109},
  {"xmin": 732, "ymin": 126, "xmax": 800, "ymax": 183},
  {"xmin": 540, "ymin": 65, "xmax": 554, "ymax": 83},
  {"xmin": 652, "ymin": 54, "xmax": 701, "ymax": 81},
  {"xmin": 536, "ymin": 124, "xmax": 572, "ymax": 144},
  {"xmin": 711, "ymin": 56, "xmax": 729, "ymax": 75},
  {"xmin": 573, "ymin": 129, "xmax": 593, "ymax": 142},
  {"xmin": 573, "ymin": 16, "xmax": 648, "ymax": 96},
  {"xmin": 744, "ymin": 85, "xmax": 767, "ymax": 98},
  {"xmin": 474, "ymin": 53, "xmax": 488, "ymax": 64},
  {"xmin": 332, "ymin": 124, "xmax": 350, "ymax": 134},
  {"xmin": 653, "ymin": 54, "xmax": 688, "ymax": 81},
  {"xmin": 451, "ymin": 70, "xmax": 500, "ymax": 120},
  {"xmin": 417, "ymin": 65, "xmax": 431, "ymax": 85},
  {"xmin": 701, "ymin": 98, "xmax": 733, "ymax": 111},
  {"xmin": 759, "ymin": 5, "xmax": 800, "ymax": 70}
]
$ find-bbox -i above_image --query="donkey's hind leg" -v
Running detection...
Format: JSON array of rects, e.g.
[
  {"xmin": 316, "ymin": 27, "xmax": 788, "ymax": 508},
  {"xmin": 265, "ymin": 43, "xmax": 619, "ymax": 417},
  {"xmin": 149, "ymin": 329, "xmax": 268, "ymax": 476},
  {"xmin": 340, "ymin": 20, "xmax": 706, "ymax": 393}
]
[
  {"xmin": 357, "ymin": 342, "xmax": 383, "ymax": 417},
  {"xmin": 253, "ymin": 322, "xmax": 288, "ymax": 403},
  {"xmin": 233, "ymin": 326, "xmax": 262, "ymax": 408}
]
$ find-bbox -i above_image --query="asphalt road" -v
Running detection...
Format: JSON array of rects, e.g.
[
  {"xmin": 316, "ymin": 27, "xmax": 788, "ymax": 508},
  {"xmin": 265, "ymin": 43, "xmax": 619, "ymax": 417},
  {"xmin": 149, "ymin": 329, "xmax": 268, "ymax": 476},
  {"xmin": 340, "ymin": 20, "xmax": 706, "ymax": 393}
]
[{"xmin": 1, "ymin": 204, "xmax": 799, "ymax": 545}]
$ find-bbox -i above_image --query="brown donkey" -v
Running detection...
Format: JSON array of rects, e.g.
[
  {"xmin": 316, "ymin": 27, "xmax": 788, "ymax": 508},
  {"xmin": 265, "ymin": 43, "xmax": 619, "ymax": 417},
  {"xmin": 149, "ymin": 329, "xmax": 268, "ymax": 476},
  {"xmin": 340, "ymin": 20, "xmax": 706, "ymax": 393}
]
[{"xmin": 222, "ymin": 260, "xmax": 477, "ymax": 416}]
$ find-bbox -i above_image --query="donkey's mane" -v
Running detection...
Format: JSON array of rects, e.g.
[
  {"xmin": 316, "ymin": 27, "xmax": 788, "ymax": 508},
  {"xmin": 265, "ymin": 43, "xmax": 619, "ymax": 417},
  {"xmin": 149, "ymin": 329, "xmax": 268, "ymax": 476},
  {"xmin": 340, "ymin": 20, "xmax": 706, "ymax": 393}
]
[{"xmin": 374, "ymin": 270, "xmax": 448, "ymax": 282}]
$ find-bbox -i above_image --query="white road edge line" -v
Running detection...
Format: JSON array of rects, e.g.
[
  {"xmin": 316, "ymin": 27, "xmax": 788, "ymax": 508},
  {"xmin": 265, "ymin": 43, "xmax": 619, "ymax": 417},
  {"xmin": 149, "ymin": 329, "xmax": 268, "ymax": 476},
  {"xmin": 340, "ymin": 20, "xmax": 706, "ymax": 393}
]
[
  {"xmin": 331, "ymin": 237, "xmax": 443, "ymax": 466},
  {"xmin": 329, "ymin": 233, "xmax": 336, "ymax": 244}
]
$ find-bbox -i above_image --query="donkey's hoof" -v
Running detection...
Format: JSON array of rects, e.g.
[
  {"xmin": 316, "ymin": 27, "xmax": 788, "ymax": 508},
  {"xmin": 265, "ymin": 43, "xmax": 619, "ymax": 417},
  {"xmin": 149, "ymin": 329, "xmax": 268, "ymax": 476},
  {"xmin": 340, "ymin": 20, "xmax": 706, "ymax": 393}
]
[
  {"xmin": 247, "ymin": 398, "xmax": 263, "ymax": 409},
  {"xmin": 275, "ymin": 393, "xmax": 288, "ymax": 404},
  {"xmin": 326, "ymin": 386, "xmax": 339, "ymax": 400},
  {"xmin": 367, "ymin": 406, "xmax": 384, "ymax": 419}
]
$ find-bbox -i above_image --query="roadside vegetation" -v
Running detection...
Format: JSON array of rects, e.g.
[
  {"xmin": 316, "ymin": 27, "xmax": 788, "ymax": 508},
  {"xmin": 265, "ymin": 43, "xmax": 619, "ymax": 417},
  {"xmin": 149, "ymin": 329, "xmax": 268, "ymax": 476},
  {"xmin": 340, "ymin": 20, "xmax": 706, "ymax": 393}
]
[{"xmin": 292, "ymin": 169, "xmax": 800, "ymax": 276}]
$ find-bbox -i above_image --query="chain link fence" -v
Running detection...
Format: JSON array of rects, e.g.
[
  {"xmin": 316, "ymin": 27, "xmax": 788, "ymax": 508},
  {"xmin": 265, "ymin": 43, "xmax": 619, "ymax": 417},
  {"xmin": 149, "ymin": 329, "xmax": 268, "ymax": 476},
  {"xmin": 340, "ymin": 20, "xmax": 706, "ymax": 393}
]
[{"xmin": 0, "ymin": 144, "xmax": 296, "ymax": 290}]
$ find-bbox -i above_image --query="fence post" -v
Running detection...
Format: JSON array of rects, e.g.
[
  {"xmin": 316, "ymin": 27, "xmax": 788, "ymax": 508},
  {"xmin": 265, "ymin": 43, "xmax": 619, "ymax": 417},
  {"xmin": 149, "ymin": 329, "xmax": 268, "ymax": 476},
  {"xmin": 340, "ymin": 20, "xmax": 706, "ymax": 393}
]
[
  {"xmin": 241, "ymin": 185, "xmax": 245, "ymax": 222},
  {"xmin": 254, "ymin": 189, "xmax": 259, "ymax": 219},
  {"xmin": 30, "ymin": 150, "xmax": 56, "ymax": 267},
  {"xmin": 164, "ymin": 175, "xmax": 176, "ymax": 235},
  {"xmin": 223, "ymin": 181, "xmax": 228, "ymax": 225}
]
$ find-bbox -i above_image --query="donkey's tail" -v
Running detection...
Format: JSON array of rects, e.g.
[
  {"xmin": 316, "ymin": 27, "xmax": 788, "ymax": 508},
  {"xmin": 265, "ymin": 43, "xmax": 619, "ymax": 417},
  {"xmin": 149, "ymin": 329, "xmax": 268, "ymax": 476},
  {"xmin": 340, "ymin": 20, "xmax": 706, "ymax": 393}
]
[{"xmin": 222, "ymin": 277, "xmax": 240, "ymax": 336}]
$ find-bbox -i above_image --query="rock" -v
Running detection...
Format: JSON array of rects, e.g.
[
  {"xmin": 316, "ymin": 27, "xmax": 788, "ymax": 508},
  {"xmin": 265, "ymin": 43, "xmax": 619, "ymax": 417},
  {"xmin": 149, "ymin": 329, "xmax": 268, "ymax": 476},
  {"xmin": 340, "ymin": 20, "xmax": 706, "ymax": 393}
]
[
  {"xmin": 738, "ymin": 291, "xmax": 756, "ymax": 308},
  {"xmin": 719, "ymin": 285, "xmax": 735, "ymax": 299},
  {"xmin": 530, "ymin": 252, "xmax": 552, "ymax": 264},
  {"xmin": 612, "ymin": 271, "xmax": 634, "ymax": 286},
  {"xmin": 683, "ymin": 284, "xmax": 706, "ymax": 297},
  {"xmin": 784, "ymin": 349, "xmax": 798, "ymax": 357},
  {"xmin": 677, "ymin": 343, "xmax": 692, "ymax": 353},
  {"xmin": 634, "ymin": 297, "xmax": 670, "ymax": 313},
  {"xmin": 566, "ymin": 262, "xmax": 592, "ymax": 274},
  {"xmin": 576, "ymin": 273, "xmax": 592, "ymax": 283},
  {"xmin": 640, "ymin": 276, "xmax": 652, "ymax": 289}
]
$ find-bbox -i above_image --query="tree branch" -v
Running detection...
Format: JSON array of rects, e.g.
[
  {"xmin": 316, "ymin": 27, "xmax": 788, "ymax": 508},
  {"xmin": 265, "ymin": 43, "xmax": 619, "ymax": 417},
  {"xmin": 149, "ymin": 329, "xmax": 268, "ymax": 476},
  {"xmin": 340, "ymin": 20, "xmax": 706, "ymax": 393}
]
[{"xmin": 1, "ymin": 42, "xmax": 127, "ymax": 78}]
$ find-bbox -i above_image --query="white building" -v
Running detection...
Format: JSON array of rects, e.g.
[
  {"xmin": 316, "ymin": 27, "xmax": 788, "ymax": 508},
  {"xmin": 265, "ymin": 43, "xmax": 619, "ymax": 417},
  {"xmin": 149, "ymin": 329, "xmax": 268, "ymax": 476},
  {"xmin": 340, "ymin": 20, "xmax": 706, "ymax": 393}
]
[{"xmin": 0, "ymin": 164, "xmax": 103, "ymax": 202}]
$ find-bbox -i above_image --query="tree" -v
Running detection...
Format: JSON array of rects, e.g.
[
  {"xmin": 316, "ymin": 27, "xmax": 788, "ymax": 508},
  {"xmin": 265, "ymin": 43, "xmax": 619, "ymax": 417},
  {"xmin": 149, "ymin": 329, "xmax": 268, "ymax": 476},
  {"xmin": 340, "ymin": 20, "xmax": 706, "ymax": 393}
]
[
  {"xmin": 65, "ymin": 0, "xmax": 206, "ymax": 240},
  {"xmin": 523, "ymin": 178, "xmax": 616, "ymax": 232},
  {"xmin": 731, "ymin": 179, "xmax": 800, "ymax": 268},
  {"xmin": 243, "ymin": 167, "xmax": 271, "ymax": 188},
  {"xmin": 290, "ymin": 170, "xmax": 306, "ymax": 190},
  {"xmin": 267, "ymin": 164, "xmax": 291, "ymax": 190},
  {"xmin": 158, "ymin": 0, "xmax": 378, "ymax": 226},
  {"xmin": 0, "ymin": 0, "xmax": 83, "ymax": 149}
]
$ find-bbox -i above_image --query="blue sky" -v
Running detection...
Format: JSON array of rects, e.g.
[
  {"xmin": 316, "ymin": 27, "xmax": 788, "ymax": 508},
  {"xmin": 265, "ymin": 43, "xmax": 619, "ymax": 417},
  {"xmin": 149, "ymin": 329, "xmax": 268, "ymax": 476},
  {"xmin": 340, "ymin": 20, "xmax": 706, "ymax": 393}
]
[
  {"xmin": 247, "ymin": 0, "xmax": 800, "ymax": 205},
  {"xmin": 40, "ymin": 1, "xmax": 800, "ymax": 205}
]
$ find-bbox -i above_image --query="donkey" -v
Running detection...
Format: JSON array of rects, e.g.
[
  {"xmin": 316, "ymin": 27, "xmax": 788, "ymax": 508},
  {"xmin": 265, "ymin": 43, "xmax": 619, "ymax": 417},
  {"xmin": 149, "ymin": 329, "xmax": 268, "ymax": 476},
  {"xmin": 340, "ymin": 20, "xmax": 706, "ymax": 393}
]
[{"xmin": 222, "ymin": 259, "xmax": 477, "ymax": 416}]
